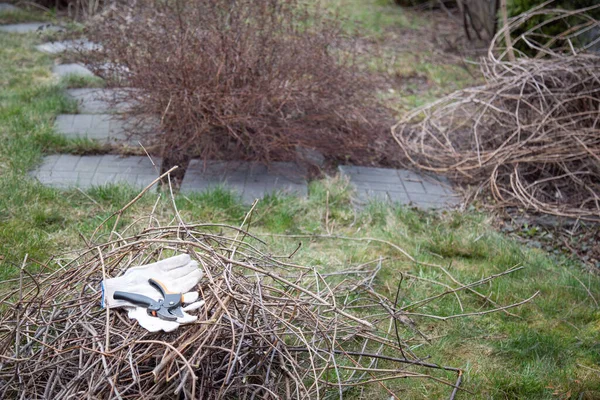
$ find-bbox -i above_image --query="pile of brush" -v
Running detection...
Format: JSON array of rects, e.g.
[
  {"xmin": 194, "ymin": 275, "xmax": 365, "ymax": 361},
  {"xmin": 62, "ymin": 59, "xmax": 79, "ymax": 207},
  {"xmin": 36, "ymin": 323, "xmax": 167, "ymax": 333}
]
[
  {"xmin": 393, "ymin": 4, "xmax": 600, "ymax": 221},
  {"xmin": 0, "ymin": 178, "xmax": 535, "ymax": 399}
]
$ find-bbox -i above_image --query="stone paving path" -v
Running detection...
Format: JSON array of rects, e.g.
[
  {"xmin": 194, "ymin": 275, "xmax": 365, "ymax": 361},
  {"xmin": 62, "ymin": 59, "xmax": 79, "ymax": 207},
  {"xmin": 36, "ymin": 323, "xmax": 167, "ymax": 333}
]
[
  {"xmin": 339, "ymin": 165, "xmax": 459, "ymax": 209},
  {"xmin": 181, "ymin": 160, "xmax": 308, "ymax": 204},
  {"xmin": 65, "ymin": 88, "xmax": 132, "ymax": 114},
  {"xmin": 52, "ymin": 63, "xmax": 94, "ymax": 78},
  {"xmin": 56, "ymin": 89, "xmax": 149, "ymax": 143},
  {"xmin": 54, "ymin": 114, "xmax": 133, "ymax": 142},
  {"xmin": 30, "ymin": 154, "xmax": 459, "ymax": 209},
  {"xmin": 0, "ymin": 22, "xmax": 61, "ymax": 33},
  {"xmin": 36, "ymin": 39, "xmax": 100, "ymax": 54},
  {"xmin": 2, "ymin": 3, "xmax": 458, "ymax": 209},
  {"xmin": 30, "ymin": 156, "xmax": 308, "ymax": 204},
  {"xmin": 52, "ymin": 62, "xmax": 128, "ymax": 81},
  {"xmin": 32, "ymin": 154, "xmax": 159, "ymax": 189}
]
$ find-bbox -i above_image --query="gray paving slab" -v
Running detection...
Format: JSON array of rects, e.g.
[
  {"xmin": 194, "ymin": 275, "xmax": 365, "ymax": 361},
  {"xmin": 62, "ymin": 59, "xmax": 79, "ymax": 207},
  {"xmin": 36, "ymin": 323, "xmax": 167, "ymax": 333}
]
[
  {"xmin": 181, "ymin": 160, "xmax": 308, "ymax": 203},
  {"xmin": 386, "ymin": 190, "xmax": 411, "ymax": 203},
  {"xmin": 54, "ymin": 114, "xmax": 113, "ymax": 140},
  {"xmin": 420, "ymin": 180, "xmax": 452, "ymax": 196},
  {"xmin": 49, "ymin": 154, "xmax": 82, "ymax": 171},
  {"xmin": 400, "ymin": 179, "xmax": 426, "ymax": 194},
  {"xmin": 339, "ymin": 165, "xmax": 460, "ymax": 210},
  {"xmin": 0, "ymin": 22, "xmax": 62, "ymax": 33},
  {"xmin": 355, "ymin": 189, "xmax": 392, "ymax": 203},
  {"xmin": 94, "ymin": 62, "xmax": 130, "ymax": 76},
  {"xmin": 52, "ymin": 63, "xmax": 94, "ymax": 78},
  {"xmin": 54, "ymin": 113, "xmax": 158, "ymax": 144},
  {"xmin": 36, "ymin": 39, "xmax": 100, "ymax": 54},
  {"xmin": 65, "ymin": 88, "xmax": 133, "ymax": 114},
  {"xmin": 0, "ymin": 3, "xmax": 19, "ymax": 12},
  {"xmin": 32, "ymin": 155, "xmax": 307, "ymax": 199},
  {"xmin": 30, "ymin": 155, "xmax": 159, "ymax": 189}
]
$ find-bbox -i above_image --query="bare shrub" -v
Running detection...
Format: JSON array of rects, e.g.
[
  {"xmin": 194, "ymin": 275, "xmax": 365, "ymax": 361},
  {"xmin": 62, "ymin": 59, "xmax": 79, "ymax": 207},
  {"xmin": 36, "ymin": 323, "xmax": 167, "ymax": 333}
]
[{"xmin": 86, "ymin": 0, "xmax": 393, "ymax": 176}]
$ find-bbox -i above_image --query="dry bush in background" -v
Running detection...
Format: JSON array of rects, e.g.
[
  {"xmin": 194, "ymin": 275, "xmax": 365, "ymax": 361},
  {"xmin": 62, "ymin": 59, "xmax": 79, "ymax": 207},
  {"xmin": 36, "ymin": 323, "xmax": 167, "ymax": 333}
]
[
  {"xmin": 393, "ymin": 5, "xmax": 600, "ymax": 221},
  {"xmin": 86, "ymin": 0, "xmax": 393, "ymax": 177}
]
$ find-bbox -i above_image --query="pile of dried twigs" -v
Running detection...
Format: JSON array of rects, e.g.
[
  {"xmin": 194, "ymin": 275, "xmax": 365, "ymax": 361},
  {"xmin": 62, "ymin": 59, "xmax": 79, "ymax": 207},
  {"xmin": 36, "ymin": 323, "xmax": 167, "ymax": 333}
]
[
  {"xmin": 0, "ymin": 175, "xmax": 536, "ymax": 399},
  {"xmin": 393, "ymin": 4, "xmax": 600, "ymax": 221}
]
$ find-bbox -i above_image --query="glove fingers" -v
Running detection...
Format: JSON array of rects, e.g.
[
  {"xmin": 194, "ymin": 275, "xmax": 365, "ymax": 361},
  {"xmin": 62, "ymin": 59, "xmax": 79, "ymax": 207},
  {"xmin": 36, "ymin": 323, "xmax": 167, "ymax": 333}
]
[
  {"xmin": 177, "ymin": 310, "xmax": 198, "ymax": 324},
  {"xmin": 184, "ymin": 268, "xmax": 204, "ymax": 283},
  {"xmin": 163, "ymin": 254, "xmax": 194, "ymax": 271},
  {"xmin": 182, "ymin": 300, "xmax": 205, "ymax": 312},
  {"xmin": 124, "ymin": 306, "xmax": 196, "ymax": 331},
  {"xmin": 127, "ymin": 307, "xmax": 180, "ymax": 332},
  {"xmin": 166, "ymin": 260, "xmax": 200, "ymax": 280},
  {"xmin": 161, "ymin": 322, "xmax": 181, "ymax": 332},
  {"xmin": 168, "ymin": 268, "xmax": 203, "ymax": 293},
  {"xmin": 182, "ymin": 292, "xmax": 199, "ymax": 303}
]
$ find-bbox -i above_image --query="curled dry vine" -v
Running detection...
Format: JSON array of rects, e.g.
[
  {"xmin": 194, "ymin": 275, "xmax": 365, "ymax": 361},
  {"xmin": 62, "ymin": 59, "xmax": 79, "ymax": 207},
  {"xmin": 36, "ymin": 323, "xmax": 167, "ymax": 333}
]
[{"xmin": 393, "ymin": 4, "xmax": 600, "ymax": 221}]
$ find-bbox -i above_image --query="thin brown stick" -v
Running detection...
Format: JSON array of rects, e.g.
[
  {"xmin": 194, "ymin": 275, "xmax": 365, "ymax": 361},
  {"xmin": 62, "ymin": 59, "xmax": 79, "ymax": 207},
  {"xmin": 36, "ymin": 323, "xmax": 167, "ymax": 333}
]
[{"xmin": 407, "ymin": 291, "xmax": 539, "ymax": 320}]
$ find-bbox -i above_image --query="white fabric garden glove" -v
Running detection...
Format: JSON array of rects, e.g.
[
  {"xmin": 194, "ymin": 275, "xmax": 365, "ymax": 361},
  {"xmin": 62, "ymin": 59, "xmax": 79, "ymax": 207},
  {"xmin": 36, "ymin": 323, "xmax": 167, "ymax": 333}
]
[
  {"xmin": 127, "ymin": 299, "xmax": 205, "ymax": 332},
  {"xmin": 101, "ymin": 254, "xmax": 205, "ymax": 332},
  {"xmin": 101, "ymin": 254, "xmax": 203, "ymax": 308}
]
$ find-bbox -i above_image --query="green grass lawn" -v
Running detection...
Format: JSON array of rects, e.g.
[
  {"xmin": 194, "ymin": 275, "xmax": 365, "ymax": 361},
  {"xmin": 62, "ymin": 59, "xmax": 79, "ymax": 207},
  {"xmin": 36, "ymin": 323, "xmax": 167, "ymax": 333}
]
[
  {"xmin": 323, "ymin": 0, "xmax": 480, "ymax": 116},
  {"xmin": 1, "ymin": 7, "xmax": 599, "ymax": 400},
  {"xmin": 0, "ymin": 8, "xmax": 50, "ymax": 24},
  {"xmin": 323, "ymin": 0, "xmax": 417, "ymax": 36}
]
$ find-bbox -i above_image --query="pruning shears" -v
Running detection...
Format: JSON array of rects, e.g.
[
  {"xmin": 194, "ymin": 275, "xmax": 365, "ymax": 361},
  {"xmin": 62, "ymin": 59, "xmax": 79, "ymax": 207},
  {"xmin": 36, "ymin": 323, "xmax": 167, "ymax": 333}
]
[{"xmin": 113, "ymin": 279, "xmax": 184, "ymax": 321}]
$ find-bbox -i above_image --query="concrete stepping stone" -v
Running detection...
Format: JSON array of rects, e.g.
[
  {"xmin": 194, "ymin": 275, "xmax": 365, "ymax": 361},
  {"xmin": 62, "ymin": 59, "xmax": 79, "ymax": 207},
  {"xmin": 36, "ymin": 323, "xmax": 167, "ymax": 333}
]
[
  {"xmin": 339, "ymin": 165, "xmax": 460, "ymax": 210},
  {"xmin": 53, "ymin": 63, "xmax": 94, "ymax": 78},
  {"xmin": 54, "ymin": 114, "xmax": 130, "ymax": 142},
  {"xmin": 0, "ymin": 22, "xmax": 62, "ymax": 33},
  {"xmin": 95, "ymin": 62, "xmax": 130, "ymax": 79},
  {"xmin": 65, "ymin": 88, "xmax": 132, "ymax": 114},
  {"xmin": 0, "ymin": 3, "xmax": 19, "ymax": 12},
  {"xmin": 30, "ymin": 154, "xmax": 159, "ymax": 189},
  {"xmin": 36, "ymin": 39, "xmax": 100, "ymax": 54},
  {"xmin": 54, "ymin": 110, "xmax": 158, "ymax": 143},
  {"xmin": 181, "ymin": 160, "xmax": 308, "ymax": 204}
]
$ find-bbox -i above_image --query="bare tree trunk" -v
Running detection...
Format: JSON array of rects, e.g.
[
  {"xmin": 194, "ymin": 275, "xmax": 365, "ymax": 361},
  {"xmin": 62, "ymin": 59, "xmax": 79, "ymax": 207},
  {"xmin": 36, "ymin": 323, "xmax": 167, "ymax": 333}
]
[
  {"xmin": 160, "ymin": 135, "xmax": 190, "ymax": 186},
  {"xmin": 458, "ymin": 0, "xmax": 500, "ymax": 42},
  {"xmin": 500, "ymin": 0, "xmax": 516, "ymax": 61}
]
